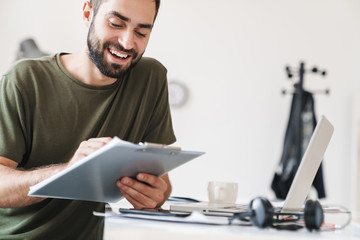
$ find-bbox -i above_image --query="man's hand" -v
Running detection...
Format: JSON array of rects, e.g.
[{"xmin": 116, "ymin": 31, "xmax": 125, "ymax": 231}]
[
  {"xmin": 116, "ymin": 173, "xmax": 172, "ymax": 209},
  {"xmin": 68, "ymin": 137, "xmax": 112, "ymax": 166}
]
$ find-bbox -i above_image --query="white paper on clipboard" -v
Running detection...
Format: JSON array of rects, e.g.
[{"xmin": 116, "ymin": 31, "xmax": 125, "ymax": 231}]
[{"xmin": 28, "ymin": 137, "xmax": 204, "ymax": 203}]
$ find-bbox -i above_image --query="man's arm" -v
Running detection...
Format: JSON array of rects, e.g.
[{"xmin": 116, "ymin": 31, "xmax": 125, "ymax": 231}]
[
  {"xmin": 0, "ymin": 136, "xmax": 171, "ymax": 209},
  {"xmin": 0, "ymin": 137, "xmax": 112, "ymax": 208},
  {"xmin": 0, "ymin": 157, "xmax": 67, "ymax": 208}
]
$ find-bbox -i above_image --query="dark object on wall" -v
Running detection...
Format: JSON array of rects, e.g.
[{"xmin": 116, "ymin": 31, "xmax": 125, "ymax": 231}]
[
  {"xmin": 271, "ymin": 62, "xmax": 328, "ymax": 200},
  {"xmin": 16, "ymin": 38, "xmax": 49, "ymax": 60}
]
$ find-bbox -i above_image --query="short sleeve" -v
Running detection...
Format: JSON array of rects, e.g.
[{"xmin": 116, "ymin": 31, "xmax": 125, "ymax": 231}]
[
  {"xmin": 142, "ymin": 68, "xmax": 176, "ymax": 145},
  {"xmin": 0, "ymin": 74, "xmax": 28, "ymax": 164}
]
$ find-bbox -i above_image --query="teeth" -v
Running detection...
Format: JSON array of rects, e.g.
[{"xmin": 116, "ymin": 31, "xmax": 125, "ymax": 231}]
[{"xmin": 109, "ymin": 48, "xmax": 128, "ymax": 59}]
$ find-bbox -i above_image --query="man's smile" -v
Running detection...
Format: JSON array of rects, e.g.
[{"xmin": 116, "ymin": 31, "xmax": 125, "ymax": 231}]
[{"xmin": 108, "ymin": 47, "xmax": 130, "ymax": 59}]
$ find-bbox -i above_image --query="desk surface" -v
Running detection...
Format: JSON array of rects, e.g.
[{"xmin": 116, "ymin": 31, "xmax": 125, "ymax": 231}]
[
  {"xmin": 104, "ymin": 216, "xmax": 360, "ymax": 240},
  {"xmin": 103, "ymin": 201, "xmax": 360, "ymax": 240}
]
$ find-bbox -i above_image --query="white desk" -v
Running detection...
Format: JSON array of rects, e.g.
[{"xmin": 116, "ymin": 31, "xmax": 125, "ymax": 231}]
[
  {"xmin": 104, "ymin": 216, "xmax": 359, "ymax": 240},
  {"xmin": 103, "ymin": 201, "xmax": 360, "ymax": 240}
]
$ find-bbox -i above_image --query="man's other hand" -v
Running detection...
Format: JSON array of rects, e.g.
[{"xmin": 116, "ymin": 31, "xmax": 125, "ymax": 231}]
[{"xmin": 117, "ymin": 173, "xmax": 172, "ymax": 209}]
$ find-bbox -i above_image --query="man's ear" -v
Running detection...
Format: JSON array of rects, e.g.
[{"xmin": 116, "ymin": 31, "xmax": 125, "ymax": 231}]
[{"xmin": 82, "ymin": 1, "xmax": 93, "ymax": 27}]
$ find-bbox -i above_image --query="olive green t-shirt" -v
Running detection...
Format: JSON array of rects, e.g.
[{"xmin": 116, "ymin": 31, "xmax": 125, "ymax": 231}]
[{"xmin": 0, "ymin": 53, "xmax": 176, "ymax": 239}]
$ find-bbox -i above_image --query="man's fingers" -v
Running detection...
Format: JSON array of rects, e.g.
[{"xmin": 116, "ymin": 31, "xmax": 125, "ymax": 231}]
[
  {"xmin": 124, "ymin": 176, "xmax": 165, "ymax": 203},
  {"xmin": 80, "ymin": 137, "xmax": 112, "ymax": 148},
  {"xmin": 117, "ymin": 180, "xmax": 158, "ymax": 209},
  {"xmin": 69, "ymin": 137, "xmax": 112, "ymax": 165},
  {"xmin": 121, "ymin": 192, "xmax": 146, "ymax": 209},
  {"xmin": 136, "ymin": 173, "xmax": 168, "ymax": 192},
  {"xmin": 79, "ymin": 137, "xmax": 112, "ymax": 152},
  {"xmin": 87, "ymin": 137, "xmax": 113, "ymax": 143}
]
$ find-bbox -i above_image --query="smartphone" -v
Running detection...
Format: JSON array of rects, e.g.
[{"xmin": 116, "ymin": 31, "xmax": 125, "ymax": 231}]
[{"xmin": 119, "ymin": 208, "xmax": 191, "ymax": 217}]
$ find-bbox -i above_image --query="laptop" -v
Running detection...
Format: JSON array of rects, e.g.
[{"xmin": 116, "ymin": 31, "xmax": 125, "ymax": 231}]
[{"xmin": 170, "ymin": 115, "xmax": 334, "ymax": 216}]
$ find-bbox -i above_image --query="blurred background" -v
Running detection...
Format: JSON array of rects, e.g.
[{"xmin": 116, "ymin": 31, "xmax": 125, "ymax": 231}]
[{"xmin": 1, "ymin": 0, "xmax": 360, "ymax": 216}]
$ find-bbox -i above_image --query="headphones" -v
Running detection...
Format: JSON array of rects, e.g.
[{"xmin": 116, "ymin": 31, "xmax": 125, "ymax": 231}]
[{"xmin": 229, "ymin": 197, "xmax": 324, "ymax": 231}]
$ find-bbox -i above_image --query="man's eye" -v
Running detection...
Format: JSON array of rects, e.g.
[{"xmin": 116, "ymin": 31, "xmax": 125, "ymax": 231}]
[
  {"xmin": 109, "ymin": 21, "xmax": 123, "ymax": 28},
  {"xmin": 135, "ymin": 31, "xmax": 146, "ymax": 38}
]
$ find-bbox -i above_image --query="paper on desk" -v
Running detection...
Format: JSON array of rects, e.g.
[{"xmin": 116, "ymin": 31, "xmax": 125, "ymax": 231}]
[{"xmin": 93, "ymin": 211, "xmax": 249, "ymax": 226}]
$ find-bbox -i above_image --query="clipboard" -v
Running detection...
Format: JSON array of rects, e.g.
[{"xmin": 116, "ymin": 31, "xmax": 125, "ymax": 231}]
[{"xmin": 28, "ymin": 137, "xmax": 204, "ymax": 203}]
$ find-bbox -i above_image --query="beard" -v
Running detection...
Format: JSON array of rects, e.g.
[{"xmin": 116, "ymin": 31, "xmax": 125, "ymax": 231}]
[{"xmin": 86, "ymin": 22, "xmax": 143, "ymax": 79}]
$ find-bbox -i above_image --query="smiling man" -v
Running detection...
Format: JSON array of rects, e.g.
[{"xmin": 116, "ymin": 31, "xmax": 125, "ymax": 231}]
[{"xmin": 0, "ymin": 0, "xmax": 175, "ymax": 239}]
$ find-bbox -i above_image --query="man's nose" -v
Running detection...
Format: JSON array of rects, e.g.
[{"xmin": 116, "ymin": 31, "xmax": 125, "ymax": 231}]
[{"xmin": 118, "ymin": 29, "xmax": 135, "ymax": 51}]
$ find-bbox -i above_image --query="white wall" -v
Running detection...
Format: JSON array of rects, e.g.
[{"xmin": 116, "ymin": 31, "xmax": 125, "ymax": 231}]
[{"xmin": 1, "ymin": 0, "xmax": 360, "ymax": 210}]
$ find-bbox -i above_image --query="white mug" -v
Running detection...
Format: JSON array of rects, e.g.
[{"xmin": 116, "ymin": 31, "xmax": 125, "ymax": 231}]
[{"xmin": 207, "ymin": 181, "xmax": 238, "ymax": 204}]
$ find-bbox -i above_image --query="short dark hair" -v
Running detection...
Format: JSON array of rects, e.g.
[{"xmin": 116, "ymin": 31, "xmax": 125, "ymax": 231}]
[{"xmin": 89, "ymin": 0, "xmax": 160, "ymax": 20}]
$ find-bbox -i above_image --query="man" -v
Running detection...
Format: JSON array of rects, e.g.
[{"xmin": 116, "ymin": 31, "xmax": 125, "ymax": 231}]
[{"xmin": 0, "ymin": 0, "xmax": 175, "ymax": 239}]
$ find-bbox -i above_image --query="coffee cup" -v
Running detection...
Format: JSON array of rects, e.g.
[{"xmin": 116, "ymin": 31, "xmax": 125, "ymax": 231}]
[{"xmin": 207, "ymin": 181, "xmax": 238, "ymax": 204}]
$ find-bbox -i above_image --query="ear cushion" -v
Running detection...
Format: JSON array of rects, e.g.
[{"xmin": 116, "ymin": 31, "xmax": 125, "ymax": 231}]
[
  {"xmin": 249, "ymin": 197, "xmax": 274, "ymax": 228},
  {"xmin": 304, "ymin": 200, "xmax": 324, "ymax": 230}
]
